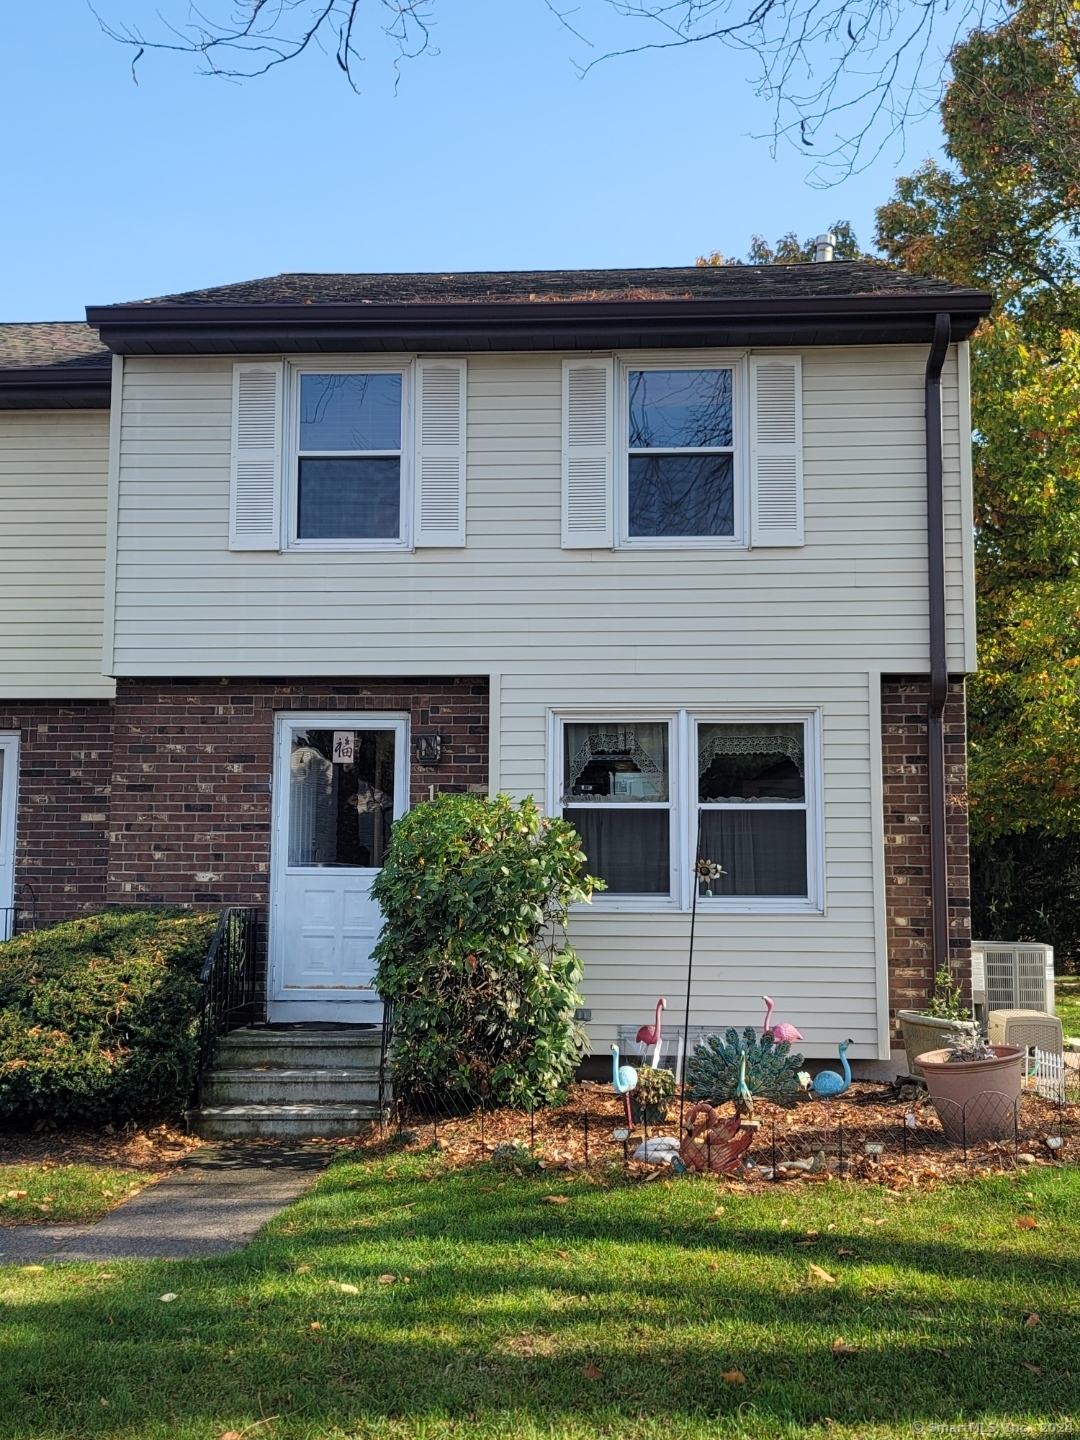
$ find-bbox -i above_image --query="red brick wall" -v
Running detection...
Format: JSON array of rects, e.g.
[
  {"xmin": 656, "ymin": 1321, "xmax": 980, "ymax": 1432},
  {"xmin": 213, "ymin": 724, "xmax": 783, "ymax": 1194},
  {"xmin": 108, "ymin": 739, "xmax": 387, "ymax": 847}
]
[
  {"xmin": 0, "ymin": 701, "xmax": 113, "ymax": 923},
  {"xmin": 882, "ymin": 677, "xmax": 971, "ymax": 1037},
  {"xmin": 105, "ymin": 677, "xmax": 488, "ymax": 907}
]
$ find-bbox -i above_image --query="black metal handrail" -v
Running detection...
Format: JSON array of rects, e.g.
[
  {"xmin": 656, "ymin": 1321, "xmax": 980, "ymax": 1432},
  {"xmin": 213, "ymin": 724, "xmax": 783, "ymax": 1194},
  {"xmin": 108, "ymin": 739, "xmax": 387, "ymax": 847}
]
[
  {"xmin": 196, "ymin": 907, "xmax": 259, "ymax": 1079},
  {"xmin": 1, "ymin": 884, "xmax": 39, "ymax": 942}
]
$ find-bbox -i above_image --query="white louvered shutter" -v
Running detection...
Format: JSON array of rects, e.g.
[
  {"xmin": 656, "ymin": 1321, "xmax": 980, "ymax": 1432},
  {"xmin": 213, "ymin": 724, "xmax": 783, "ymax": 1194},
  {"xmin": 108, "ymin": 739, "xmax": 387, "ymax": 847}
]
[
  {"xmin": 229, "ymin": 362, "xmax": 283, "ymax": 550},
  {"xmin": 750, "ymin": 356, "xmax": 804, "ymax": 547},
  {"xmin": 414, "ymin": 359, "xmax": 467, "ymax": 547},
  {"xmin": 562, "ymin": 358, "xmax": 614, "ymax": 548}
]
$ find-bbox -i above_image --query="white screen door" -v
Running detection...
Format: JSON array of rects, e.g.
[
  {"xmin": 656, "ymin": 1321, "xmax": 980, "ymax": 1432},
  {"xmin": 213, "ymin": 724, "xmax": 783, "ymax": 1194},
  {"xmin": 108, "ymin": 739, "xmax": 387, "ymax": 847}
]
[
  {"xmin": 0, "ymin": 736, "xmax": 18, "ymax": 942},
  {"xmin": 268, "ymin": 714, "xmax": 408, "ymax": 1021}
]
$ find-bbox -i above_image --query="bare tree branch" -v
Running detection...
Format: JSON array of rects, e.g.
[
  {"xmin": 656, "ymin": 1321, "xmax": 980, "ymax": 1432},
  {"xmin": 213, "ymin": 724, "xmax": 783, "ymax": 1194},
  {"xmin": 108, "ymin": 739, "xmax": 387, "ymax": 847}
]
[{"xmin": 91, "ymin": 1, "xmax": 438, "ymax": 93}]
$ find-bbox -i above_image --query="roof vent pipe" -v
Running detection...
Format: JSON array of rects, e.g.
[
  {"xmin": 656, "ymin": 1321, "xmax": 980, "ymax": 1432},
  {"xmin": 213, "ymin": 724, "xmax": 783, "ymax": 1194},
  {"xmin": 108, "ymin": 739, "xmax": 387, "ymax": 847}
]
[{"xmin": 813, "ymin": 233, "xmax": 836, "ymax": 262}]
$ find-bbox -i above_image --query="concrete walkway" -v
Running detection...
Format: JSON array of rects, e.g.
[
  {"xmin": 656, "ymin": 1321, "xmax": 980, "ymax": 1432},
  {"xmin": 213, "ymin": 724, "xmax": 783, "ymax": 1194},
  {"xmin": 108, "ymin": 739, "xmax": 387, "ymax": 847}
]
[{"xmin": 0, "ymin": 1144, "xmax": 331, "ymax": 1265}]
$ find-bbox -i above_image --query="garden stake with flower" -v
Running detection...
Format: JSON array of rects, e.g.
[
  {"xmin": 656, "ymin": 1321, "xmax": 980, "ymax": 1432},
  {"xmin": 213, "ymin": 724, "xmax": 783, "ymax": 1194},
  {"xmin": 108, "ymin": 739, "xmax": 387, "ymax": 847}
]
[{"xmin": 677, "ymin": 838, "xmax": 725, "ymax": 1135}]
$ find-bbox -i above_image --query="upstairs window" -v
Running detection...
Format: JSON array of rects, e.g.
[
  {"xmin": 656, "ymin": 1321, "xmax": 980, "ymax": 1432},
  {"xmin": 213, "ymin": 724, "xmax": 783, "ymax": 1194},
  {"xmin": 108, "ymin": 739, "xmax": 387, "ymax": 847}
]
[
  {"xmin": 294, "ymin": 371, "xmax": 405, "ymax": 543},
  {"xmin": 626, "ymin": 368, "xmax": 736, "ymax": 541}
]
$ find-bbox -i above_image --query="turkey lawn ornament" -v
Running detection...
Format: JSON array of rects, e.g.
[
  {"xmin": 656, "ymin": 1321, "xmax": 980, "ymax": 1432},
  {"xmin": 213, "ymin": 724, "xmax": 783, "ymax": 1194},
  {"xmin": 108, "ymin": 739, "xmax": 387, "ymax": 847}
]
[{"xmin": 610, "ymin": 1043, "xmax": 639, "ymax": 1129}]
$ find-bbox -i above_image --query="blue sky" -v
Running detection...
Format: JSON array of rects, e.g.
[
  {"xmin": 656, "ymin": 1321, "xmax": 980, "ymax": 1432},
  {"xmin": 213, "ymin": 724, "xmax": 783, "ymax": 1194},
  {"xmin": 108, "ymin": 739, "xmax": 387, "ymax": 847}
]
[{"xmin": 0, "ymin": 1, "xmax": 947, "ymax": 320}]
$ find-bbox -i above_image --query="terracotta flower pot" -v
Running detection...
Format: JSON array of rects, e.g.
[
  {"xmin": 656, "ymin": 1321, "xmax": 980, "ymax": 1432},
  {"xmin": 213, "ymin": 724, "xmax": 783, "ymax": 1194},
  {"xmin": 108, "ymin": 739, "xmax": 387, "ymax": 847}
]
[{"xmin": 915, "ymin": 1045, "xmax": 1025, "ymax": 1145}]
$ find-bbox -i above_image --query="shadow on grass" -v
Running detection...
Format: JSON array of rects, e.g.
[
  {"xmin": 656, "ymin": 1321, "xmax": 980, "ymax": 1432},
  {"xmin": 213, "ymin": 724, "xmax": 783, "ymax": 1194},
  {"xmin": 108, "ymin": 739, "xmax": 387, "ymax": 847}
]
[{"xmin": 0, "ymin": 1162, "xmax": 1078, "ymax": 1438}]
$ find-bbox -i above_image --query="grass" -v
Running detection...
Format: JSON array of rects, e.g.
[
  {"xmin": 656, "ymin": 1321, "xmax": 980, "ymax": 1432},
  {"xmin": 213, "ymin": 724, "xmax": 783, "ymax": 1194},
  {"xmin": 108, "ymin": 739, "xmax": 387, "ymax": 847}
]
[
  {"xmin": 0, "ymin": 1163, "xmax": 158, "ymax": 1224},
  {"xmin": 1056, "ymin": 972, "xmax": 1080, "ymax": 1041},
  {"xmin": 2, "ymin": 1152, "xmax": 1079, "ymax": 1439}
]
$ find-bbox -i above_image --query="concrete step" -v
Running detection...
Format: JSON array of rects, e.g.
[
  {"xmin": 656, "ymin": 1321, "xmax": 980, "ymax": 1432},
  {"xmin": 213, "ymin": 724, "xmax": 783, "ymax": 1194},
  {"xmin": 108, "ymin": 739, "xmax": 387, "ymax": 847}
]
[
  {"xmin": 200, "ymin": 1067, "xmax": 381, "ymax": 1107},
  {"xmin": 186, "ymin": 1103, "xmax": 380, "ymax": 1141},
  {"xmin": 213, "ymin": 1027, "xmax": 383, "ymax": 1071}
]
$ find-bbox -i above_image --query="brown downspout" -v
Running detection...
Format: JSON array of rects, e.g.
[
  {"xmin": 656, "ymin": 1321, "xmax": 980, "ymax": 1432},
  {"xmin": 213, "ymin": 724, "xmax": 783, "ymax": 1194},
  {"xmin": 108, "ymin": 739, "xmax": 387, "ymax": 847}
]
[{"xmin": 925, "ymin": 312, "xmax": 952, "ymax": 979}]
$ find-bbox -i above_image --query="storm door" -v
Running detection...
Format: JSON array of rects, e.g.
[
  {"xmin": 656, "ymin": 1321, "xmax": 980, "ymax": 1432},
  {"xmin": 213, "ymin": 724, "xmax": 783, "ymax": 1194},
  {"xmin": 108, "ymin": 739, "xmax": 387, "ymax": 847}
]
[{"xmin": 268, "ymin": 714, "xmax": 408, "ymax": 1021}]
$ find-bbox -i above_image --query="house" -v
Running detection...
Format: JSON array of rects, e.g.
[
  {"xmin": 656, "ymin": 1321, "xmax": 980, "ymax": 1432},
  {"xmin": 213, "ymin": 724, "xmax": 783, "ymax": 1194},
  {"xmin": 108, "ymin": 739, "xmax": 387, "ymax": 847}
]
[{"xmin": 0, "ymin": 263, "xmax": 992, "ymax": 1126}]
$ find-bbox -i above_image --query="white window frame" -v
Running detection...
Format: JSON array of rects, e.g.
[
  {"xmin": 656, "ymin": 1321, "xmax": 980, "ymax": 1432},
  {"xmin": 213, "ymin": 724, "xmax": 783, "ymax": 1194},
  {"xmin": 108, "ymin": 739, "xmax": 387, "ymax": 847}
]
[
  {"xmin": 549, "ymin": 708, "xmax": 683, "ymax": 912},
  {"xmin": 691, "ymin": 708, "xmax": 823, "ymax": 915},
  {"xmin": 549, "ymin": 707, "xmax": 822, "ymax": 914},
  {"xmin": 615, "ymin": 352, "xmax": 749, "ymax": 550},
  {"xmin": 0, "ymin": 733, "xmax": 18, "ymax": 940},
  {"xmin": 284, "ymin": 358, "xmax": 414, "ymax": 552}
]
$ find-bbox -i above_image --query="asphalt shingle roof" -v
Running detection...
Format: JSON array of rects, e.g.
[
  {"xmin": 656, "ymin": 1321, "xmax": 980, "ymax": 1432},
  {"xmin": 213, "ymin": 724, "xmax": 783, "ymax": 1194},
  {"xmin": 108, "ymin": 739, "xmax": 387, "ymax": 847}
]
[
  {"xmin": 132, "ymin": 263, "xmax": 985, "ymax": 308},
  {"xmin": 0, "ymin": 322, "xmax": 110, "ymax": 372}
]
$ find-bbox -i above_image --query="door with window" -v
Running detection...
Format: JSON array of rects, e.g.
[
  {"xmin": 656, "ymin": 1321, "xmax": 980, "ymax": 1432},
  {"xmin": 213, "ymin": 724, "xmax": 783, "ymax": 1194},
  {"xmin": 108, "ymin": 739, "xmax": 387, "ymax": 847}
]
[
  {"xmin": 269, "ymin": 715, "xmax": 408, "ymax": 1021},
  {"xmin": 0, "ymin": 736, "xmax": 17, "ymax": 942}
]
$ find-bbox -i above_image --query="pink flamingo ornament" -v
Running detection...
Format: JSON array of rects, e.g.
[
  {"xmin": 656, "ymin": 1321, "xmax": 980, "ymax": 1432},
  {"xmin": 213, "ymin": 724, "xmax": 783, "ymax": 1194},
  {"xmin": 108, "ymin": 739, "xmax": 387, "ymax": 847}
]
[
  {"xmin": 636, "ymin": 997, "xmax": 667, "ymax": 1067},
  {"xmin": 762, "ymin": 995, "xmax": 803, "ymax": 1045}
]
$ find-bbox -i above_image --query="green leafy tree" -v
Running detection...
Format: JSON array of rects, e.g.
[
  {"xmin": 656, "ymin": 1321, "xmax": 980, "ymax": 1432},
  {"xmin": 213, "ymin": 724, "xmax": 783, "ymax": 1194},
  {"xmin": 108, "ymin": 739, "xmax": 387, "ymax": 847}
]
[
  {"xmin": 372, "ymin": 793, "xmax": 602, "ymax": 1110},
  {"xmin": 876, "ymin": 0, "xmax": 1080, "ymax": 950},
  {"xmin": 697, "ymin": 221, "xmax": 872, "ymax": 267}
]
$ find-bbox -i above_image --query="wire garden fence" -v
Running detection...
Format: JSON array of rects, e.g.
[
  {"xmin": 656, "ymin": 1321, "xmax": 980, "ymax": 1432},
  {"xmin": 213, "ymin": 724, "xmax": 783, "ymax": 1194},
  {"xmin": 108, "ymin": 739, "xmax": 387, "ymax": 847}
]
[{"xmin": 375, "ymin": 1074, "xmax": 1080, "ymax": 1182}]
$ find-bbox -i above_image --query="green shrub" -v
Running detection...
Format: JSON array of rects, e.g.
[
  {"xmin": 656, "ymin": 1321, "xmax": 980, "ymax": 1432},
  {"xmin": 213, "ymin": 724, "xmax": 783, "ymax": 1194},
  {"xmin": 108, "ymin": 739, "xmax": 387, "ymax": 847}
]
[
  {"xmin": 372, "ymin": 793, "xmax": 602, "ymax": 1110},
  {"xmin": 0, "ymin": 909, "xmax": 218, "ymax": 1126}
]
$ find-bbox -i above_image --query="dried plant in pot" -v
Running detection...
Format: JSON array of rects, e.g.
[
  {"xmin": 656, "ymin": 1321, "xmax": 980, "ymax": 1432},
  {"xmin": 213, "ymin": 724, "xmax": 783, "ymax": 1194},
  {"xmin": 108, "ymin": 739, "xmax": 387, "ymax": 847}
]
[
  {"xmin": 898, "ymin": 966, "xmax": 977, "ymax": 1080},
  {"xmin": 629, "ymin": 1064, "xmax": 676, "ymax": 1127},
  {"xmin": 916, "ymin": 1030, "xmax": 1026, "ymax": 1145}
]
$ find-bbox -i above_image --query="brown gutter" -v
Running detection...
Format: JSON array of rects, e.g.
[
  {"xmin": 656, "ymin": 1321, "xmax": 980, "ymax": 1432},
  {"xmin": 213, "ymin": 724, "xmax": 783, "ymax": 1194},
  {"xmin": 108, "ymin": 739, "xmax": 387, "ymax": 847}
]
[
  {"xmin": 0, "ymin": 366, "xmax": 112, "ymax": 409},
  {"xmin": 925, "ymin": 313, "xmax": 952, "ymax": 978}
]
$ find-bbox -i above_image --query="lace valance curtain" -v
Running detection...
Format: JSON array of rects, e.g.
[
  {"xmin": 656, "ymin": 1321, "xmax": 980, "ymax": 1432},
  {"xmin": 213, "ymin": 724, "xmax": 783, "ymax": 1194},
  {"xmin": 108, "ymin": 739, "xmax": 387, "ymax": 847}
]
[
  {"xmin": 697, "ymin": 723, "xmax": 804, "ymax": 777},
  {"xmin": 565, "ymin": 723, "xmax": 669, "ymax": 797}
]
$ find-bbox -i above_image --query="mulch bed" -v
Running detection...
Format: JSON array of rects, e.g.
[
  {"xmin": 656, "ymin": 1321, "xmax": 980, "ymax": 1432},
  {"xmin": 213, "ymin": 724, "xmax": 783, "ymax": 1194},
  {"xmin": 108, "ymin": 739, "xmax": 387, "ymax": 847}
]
[
  {"xmin": 352, "ymin": 1080, "xmax": 1080, "ymax": 1187},
  {"xmin": 0, "ymin": 1122, "xmax": 201, "ymax": 1172}
]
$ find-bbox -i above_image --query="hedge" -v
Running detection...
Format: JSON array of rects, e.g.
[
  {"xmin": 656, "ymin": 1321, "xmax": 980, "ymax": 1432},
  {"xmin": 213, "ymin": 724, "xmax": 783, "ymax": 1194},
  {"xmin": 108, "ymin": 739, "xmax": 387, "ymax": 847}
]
[{"xmin": 0, "ymin": 908, "xmax": 218, "ymax": 1127}]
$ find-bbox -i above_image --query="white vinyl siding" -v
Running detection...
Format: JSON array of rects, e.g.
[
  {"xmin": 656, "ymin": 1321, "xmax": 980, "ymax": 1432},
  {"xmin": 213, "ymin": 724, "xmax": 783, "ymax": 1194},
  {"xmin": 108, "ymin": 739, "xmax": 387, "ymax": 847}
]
[
  {"xmin": 111, "ymin": 346, "xmax": 971, "ymax": 675},
  {"xmin": 0, "ymin": 409, "xmax": 114, "ymax": 698}
]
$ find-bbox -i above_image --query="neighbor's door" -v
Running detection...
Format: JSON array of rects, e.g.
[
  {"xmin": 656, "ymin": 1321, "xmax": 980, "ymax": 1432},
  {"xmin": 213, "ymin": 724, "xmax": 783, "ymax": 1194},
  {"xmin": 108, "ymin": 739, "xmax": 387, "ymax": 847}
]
[
  {"xmin": 0, "ymin": 735, "xmax": 18, "ymax": 942},
  {"xmin": 268, "ymin": 714, "xmax": 408, "ymax": 1022}
]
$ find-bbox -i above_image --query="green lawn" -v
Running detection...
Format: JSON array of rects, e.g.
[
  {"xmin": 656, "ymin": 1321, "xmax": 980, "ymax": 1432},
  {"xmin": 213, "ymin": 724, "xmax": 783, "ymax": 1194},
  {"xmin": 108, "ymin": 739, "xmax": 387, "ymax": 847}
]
[
  {"xmin": 2, "ymin": 1151, "xmax": 1078, "ymax": 1439},
  {"xmin": 1056, "ymin": 972, "xmax": 1080, "ymax": 1042},
  {"xmin": 0, "ymin": 1164, "xmax": 157, "ymax": 1225}
]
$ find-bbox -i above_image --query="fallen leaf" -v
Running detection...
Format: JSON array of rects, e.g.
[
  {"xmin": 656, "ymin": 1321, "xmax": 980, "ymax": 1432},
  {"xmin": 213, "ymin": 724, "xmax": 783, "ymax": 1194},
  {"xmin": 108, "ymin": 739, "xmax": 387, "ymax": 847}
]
[
  {"xmin": 708, "ymin": 1261, "xmax": 719, "ymax": 1270},
  {"xmin": 1016, "ymin": 1216, "xmax": 1039, "ymax": 1231},
  {"xmin": 309, "ymin": 1321, "xmax": 321, "ymax": 1330},
  {"xmin": 543, "ymin": 1195, "xmax": 570, "ymax": 1205},
  {"xmin": 1022, "ymin": 1362, "xmax": 1042, "ymax": 1375},
  {"xmin": 939, "ymin": 1223, "xmax": 955, "ymax": 1232},
  {"xmin": 296, "ymin": 1265, "xmax": 311, "ymax": 1274},
  {"xmin": 7, "ymin": 1190, "xmax": 28, "ymax": 1199},
  {"xmin": 556, "ymin": 1250, "xmax": 571, "ymax": 1260},
  {"xmin": 837, "ymin": 1249, "xmax": 856, "ymax": 1257},
  {"xmin": 809, "ymin": 1264, "xmax": 836, "ymax": 1284},
  {"xmin": 338, "ymin": 1283, "xmax": 360, "ymax": 1294},
  {"xmin": 1025, "ymin": 1313, "xmax": 1040, "ymax": 1327},
  {"xmin": 795, "ymin": 1238, "xmax": 817, "ymax": 1247},
  {"xmin": 219, "ymin": 1432, "xmax": 242, "ymax": 1440},
  {"xmin": 580, "ymin": 1363, "xmax": 602, "ymax": 1381},
  {"xmin": 159, "ymin": 1293, "xmax": 178, "ymax": 1303},
  {"xmin": 378, "ymin": 1274, "xmax": 396, "ymax": 1285},
  {"xmin": 832, "ymin": 1337, "xmax": 861, "ymax": 1356},
  {"xmin": 100, "ymin": 1399, "xmax": 109, "ymax": 1407},
  {"xmin": 20, "ymin": 1265, "xmax": 45, "ymax": 1273},
  {"xmin": 780, "ymin": 1218, "xmax": 789, "ymax": 1227},
  {"xmin": 826, "ymin": 1223, "xmax": 837, "ymax": 1232},
  {"xmin": 721, "ymin": 1369, "xmax": 746, "ymax": 1385}
]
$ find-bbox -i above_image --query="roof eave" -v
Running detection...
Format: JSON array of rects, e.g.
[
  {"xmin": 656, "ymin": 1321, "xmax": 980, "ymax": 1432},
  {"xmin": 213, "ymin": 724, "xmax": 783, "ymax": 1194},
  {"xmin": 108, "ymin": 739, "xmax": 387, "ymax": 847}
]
[
  {"xmin": 0, "ymin": 367, "xmax": 112, "ymax": 410},
  {"xmin": 86, "ymin": 292, "xmax": 993, "ymax": 355}
]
